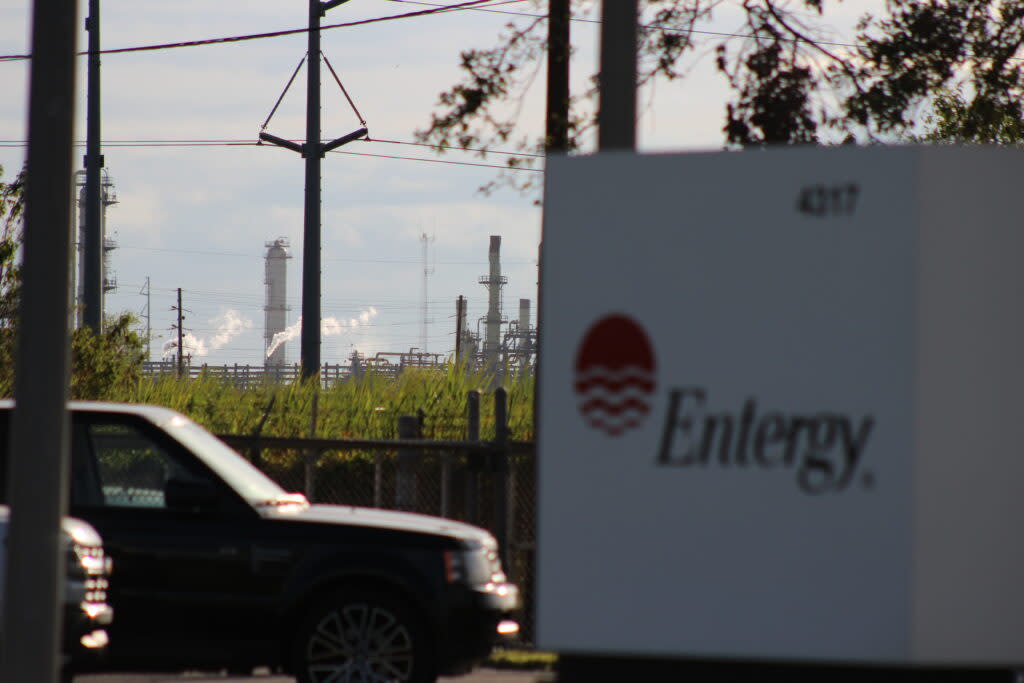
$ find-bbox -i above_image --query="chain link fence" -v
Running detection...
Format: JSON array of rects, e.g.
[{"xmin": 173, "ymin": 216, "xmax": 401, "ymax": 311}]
[{"xmin": 217, "ymin": 388, "xmax": 539, "ymax": 642}]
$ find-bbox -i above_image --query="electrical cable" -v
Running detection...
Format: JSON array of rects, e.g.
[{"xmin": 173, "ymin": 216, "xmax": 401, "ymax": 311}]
[
  {"xmin": 0, "ymin": 0, "xmax": 889, "ymax": 64},
  {"xmin": 117, "ymin": 243, "xmax": 534, "ymax": 265},
  {"xmin": 383, "ymin": 0, "xmax": 866, "ymax": 45},
  {"xmin": 0, "ymin": 136, "xmax": 542, "ymax": 157},
  {"xmin": 0, "ymin": 138, "xmax": 542, "ymax": 171},
  {"xmin": 327, "ymin": 147, "xmax": 541, "ymax": 171},
  {"xmin": 0, "ymin": 0, "xmax": 507, "ymax": 62}
]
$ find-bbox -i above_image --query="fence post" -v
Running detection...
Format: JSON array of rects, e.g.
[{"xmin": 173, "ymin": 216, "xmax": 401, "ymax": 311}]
[
  {"xmin": 493, "ymin": 388, "xmax": 510, "ymax": 571},
  {"xmin": 304, "ymin": 390, "xmax": 319, "ymax": 502},
  {"xmin": 466, "ymin": 390, "xmax": 481, "ymax": 524},
  {"xmin": 374, "ymin": 451, "xmax": 384, "ymax": 508},
  {"xmin": 250, "ymin": 394, "xmax": 276, "ymax": 468},
  {"xmin": 396, "ymin": 415, "xmax": 420, "ymax": 511}
]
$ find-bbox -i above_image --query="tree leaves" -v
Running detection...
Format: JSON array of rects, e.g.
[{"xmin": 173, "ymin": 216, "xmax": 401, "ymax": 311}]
[
  {"xmin": 0, "ymin": 167, "xmax": 147, "ymax": 399},
  {"xmin": 419, "ymin": 0, "xmax": 1024, "ymax": 170}
]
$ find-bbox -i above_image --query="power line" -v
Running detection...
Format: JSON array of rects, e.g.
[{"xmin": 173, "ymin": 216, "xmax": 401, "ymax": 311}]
[
  {"xmin": 385, "ymin": 0, "xmax": 532, "ymax": 19},
  {"xmin": 0, "ymin": 0, "xmax": 510, "ymax": 62},
  {"xmin": 371, "ymin": 137, "xmax": 543, "ymax": 157},
  {"xmin": 0, "ymin": 137, "xmax": 543, "ymax": 168},
  {"xmin": 326, "ymin": 147, "xmax": 541, "ymax": 171},
  {"xmin": 385, "ymin": 0, "xmax": 869, "ymax": 48},
  {"xmin": 116, "ymin": 244, "xmax": 534, "ymax": 265},
  {"xmin": 1, "ymin": 136, "xmax": 543, "ymax": 157},
  {"xmin": 3, "ymin": 0, "xmax": 1018, "ymax": 71},
  {"xmin": 0, "ymin": 0, "xmax": 881, "ymax": 65}
]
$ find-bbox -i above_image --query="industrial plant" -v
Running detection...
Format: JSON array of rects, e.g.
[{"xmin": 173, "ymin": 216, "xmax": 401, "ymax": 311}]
[
  {"xmin": 144, "ymin": 234, "xmax": 537, "ymax": 385},
  {"xmin": 70, "ymin": 168, "xmax": 118, "ymax": 328}
]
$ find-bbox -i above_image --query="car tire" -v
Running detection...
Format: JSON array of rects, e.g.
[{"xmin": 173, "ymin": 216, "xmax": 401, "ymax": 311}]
[{"xmin": 293, "ymin": 587, "xmax": 437, "ymax": 683}]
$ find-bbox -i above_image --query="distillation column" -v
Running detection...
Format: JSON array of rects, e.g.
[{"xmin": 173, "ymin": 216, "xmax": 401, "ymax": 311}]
[{"xmin": 479, "ymin": 235, "xmax": 507, "ymax": 373}]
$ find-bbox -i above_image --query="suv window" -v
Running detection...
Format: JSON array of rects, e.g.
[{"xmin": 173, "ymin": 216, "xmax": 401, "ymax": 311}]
[
  {"xmin": 90, "ymin": 423, "xmax": 177, "ymax": 508},
  {"xmin": 78, "ymin": 421, "xmax": 213, "ymax": 510}
]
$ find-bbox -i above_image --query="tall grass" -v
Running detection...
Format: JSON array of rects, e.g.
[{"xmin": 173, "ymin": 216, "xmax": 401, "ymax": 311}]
[{"xmin": 109, "ymin": 362, "xmax": 535, "ymax": 442}]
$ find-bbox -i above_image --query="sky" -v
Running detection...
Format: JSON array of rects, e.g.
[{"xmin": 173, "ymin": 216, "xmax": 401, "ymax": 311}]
[{"xmin": 0, "ymin": 0, "xmax": 877, "ymax": 368}]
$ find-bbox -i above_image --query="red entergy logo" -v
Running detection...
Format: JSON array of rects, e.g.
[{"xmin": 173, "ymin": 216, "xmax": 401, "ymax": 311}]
[{"xmin": 574, "ymin": 314, "xmax": 656, "ymax": 437}]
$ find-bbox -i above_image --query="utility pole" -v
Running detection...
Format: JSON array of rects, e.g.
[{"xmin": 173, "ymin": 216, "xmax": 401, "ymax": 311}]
[
  {"xmin": 259, "ymin": 0, "xmax": 367, "ymax": 381},
  {"xmin": 1, "ymin": 0, "xmax": 78, "ymax": 678},
  {"xmin": 546, "ymin": 0, "xmax": 571, "ymax": 153},
  {"xmin": 82, "ymin": 0, "xmax": 103, "ymax": 332},
  {"xmin": 139, "ymin": 277, "xmax": 151, "ymax": 361},
  {"xmin": 538, "ymin": 0, "xmax": 570, "ymax": 457},
  {"xmin": 172, "ymin": 288, "xmax": 185, "ymax": 378},
  {"xmin": 302, "ymin": 0, "xmax": 324, "ymax": 382},
  {"xmin": 598, "ymin": 0, "xmax": 638, "ymax": 151},
  {"xmin": 421, "ymin": 233, "xmax": 434, "ymax": 353}
]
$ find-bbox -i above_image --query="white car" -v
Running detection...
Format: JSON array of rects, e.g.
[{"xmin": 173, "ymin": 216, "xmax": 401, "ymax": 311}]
[{"xmin": 0, "ymin": 505, "xmax": 113, "ymax": 675}]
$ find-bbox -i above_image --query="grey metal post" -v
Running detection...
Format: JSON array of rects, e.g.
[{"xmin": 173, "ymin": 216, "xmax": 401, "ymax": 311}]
[
  {"xmin": 598, "ymin": 0, "xmax": 638, "ymax": 151},
  {"xmin": 82, "ymin": 0, "xmax": 103, "ymax": 332},
  {"xmin": 300, "ymin": 0, "xmax": 322, "ymax": 380},
  {"xmin": 493, "ymin": 388, "xmax": 510, "ymax": 571},
  {"xmin": 1, "ymin": 0, "xmax": 78, "ymax": 678},
  {"xmin": 466, "ymin": 390, "xmax": 481, "ymax": 523},
  {"xmin": 396, "ymin": 415, "xmax": 419, "ymax": 511}
]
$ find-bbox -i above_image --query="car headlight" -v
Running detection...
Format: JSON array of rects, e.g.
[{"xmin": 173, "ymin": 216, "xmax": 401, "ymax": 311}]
[{"xmin": 444, "ymin": 540, "xmax": 507, "ymax": 588}]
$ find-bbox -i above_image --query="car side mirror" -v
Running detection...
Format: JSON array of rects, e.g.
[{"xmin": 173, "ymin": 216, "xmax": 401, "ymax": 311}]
[{"xmin": 165, "ymin": 477, "xmax": 219, "ymax": 512}]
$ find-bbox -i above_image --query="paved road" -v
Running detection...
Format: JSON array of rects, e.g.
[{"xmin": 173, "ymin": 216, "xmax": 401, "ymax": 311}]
[{"xmin": 75, "ymin": 668, "xmax": 554, "ymax": 683}]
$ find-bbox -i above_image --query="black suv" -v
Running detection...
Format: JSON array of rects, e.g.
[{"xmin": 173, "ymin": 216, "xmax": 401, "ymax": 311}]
[{"xmin": 0, "ymin": 401, "xmax": 519, "ymax": 683}]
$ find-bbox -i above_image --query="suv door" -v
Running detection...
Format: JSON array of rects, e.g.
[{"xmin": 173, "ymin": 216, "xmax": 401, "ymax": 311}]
[{"xmin": 68, "ymin": 412, "xmax": 271, "ymax": 665}]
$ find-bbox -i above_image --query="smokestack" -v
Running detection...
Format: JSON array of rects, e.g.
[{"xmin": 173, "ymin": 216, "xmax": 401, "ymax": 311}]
[
  {"xmin": 518, "ymin": 298, "xmax": 530, "ymax": 332},
  {"xmin": 264, "ymin": 238, "xmax": 291, "ymax": 368},
  {"xmin": 479, "ymin": 235, "xmax": 507, "ymax": 374},
  {"xmin": 486, "ymin": 237, "xmax": 502, "ymax": 367}
]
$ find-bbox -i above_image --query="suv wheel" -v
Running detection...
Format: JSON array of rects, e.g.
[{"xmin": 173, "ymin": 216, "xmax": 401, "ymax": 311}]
[{"xmin": 293, "ymin": 588, "xmax": 436, "ymax": 683}]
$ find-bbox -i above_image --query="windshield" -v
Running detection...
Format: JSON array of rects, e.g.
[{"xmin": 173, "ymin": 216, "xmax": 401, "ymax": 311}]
[{"xmin": 161, "ymin": 415, "xmax": 292, "ymax": 505}]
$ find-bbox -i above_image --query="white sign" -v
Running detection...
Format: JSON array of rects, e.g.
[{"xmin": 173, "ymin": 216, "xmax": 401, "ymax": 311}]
[{"xmin": 536, "ymin": 147, "xmax": 1024, "ymax": 666}]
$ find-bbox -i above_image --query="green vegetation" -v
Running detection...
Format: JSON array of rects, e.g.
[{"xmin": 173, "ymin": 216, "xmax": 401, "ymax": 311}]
[
  {"xmin": 487, "ymin": 647, "xmax": 557, "ymax": 671},
  {"xmin": 2, "ymin": 165, "xmax": 532, "ymax": 438},
  {"xmin": 112, "ymin": 363, "xmax": 534, "ymax": 441},
  {"xmin": 0, "ymin": 165, "xmax": 148, "ymax": 399},
  {"xmin": 422, "ymin": 0, "xmax": 1024, "ymax": 165},
  {"xmin": 107, "ymin": 364, "xmax": 533, "ymax": 490}
]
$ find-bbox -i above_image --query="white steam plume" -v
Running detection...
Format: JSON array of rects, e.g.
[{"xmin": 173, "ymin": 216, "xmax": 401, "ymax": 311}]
[
  {"xmin": 209, "ymin": 309, "xmax": 252, "ymax": 352},
  {"xmin": 161, "ymin": 309, "xmax": 253, "ymax": 360},
  {"xmin": 265, "ymin": 306, "xmax": 378, "ymax": 359}
]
